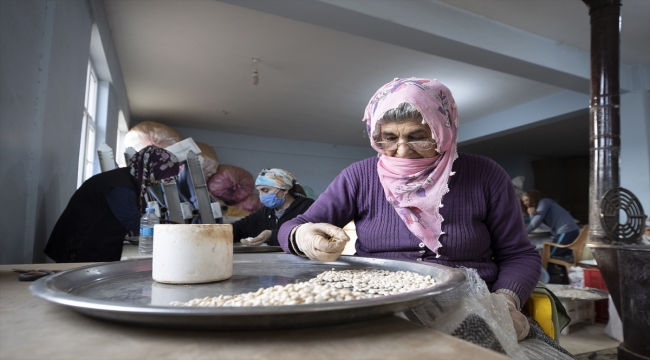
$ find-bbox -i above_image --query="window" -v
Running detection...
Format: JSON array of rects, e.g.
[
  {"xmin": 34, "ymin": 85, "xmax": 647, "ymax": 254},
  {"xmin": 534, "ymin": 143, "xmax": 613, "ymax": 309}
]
[
  {"xmin": 78, "ymin": 60, "xmax": 99, "ymax": 186},
  {"xmin": 116, "ymin": 110, "xmax": 128, "ymax": 167}
]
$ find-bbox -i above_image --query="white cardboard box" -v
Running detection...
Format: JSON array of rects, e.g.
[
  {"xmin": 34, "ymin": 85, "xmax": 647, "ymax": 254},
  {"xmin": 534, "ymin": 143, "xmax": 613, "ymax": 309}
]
[
  {"xmin": 604, "ymin": 295, "xmax": 624, "ymax": 341},
  {"xmin": 560, "ymin": 299, "xmax": 596, "ymax": 335}
]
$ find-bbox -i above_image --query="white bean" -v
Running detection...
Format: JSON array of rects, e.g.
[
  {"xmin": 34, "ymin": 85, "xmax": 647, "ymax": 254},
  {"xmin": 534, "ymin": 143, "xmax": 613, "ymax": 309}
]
[{"xmin": 172, "ymin": 268, "xmax": 438, "ymax": 307}]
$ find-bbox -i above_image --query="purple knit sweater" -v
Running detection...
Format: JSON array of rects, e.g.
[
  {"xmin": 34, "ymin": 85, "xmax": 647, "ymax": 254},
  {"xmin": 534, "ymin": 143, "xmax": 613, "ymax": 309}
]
[{"xmin": 279, "ymin": 153, "xmax": 541, "ymax": 304}]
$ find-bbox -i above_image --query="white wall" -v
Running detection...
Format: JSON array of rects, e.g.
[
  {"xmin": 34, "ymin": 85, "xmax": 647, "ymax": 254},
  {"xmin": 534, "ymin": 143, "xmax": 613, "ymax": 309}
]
[
  {"xmin": 0, "ymin": 0, "xmax": 93, "ymax": 264},
  {"xmin": 0, "ymin": 0, "xmax": 130, "ymax": 265},
  {"xmin": 174, "ymin": 127, "xmax": 376, "ymax": 196}
]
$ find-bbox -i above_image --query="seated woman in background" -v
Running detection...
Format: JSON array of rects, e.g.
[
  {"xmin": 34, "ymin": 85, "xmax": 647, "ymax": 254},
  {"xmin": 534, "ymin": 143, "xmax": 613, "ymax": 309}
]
[
  {"xmin": 521, "ymin": 189, "xmax": 580, "ymax": 261},
  {"xmin": 44, "ymin": 146, "xmax": 180, "ymax": 263},
  {"xmin": 278, "ymin": 78, "xmax": 542, "ymax": 344},
  {"xmin": 233, "ymin": 168, "xmax": 314, "ymax": 247}
]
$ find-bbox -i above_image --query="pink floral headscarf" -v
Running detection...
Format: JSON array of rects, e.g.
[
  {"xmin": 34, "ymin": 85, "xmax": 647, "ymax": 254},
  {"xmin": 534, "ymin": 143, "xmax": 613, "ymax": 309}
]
[{"xmin": 363, "ymin": 78, "xmax": 459, "ymax": 256}]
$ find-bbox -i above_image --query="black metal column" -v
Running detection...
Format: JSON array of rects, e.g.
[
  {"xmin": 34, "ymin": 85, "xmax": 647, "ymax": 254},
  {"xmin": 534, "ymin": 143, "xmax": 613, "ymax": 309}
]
[
  {"xmin": 582, "ymin": 1, "xmax": 650, "ymax": 359},
  {"xmin": 583, "ymin": 0, "xmax": 621, "ymax": 245}
]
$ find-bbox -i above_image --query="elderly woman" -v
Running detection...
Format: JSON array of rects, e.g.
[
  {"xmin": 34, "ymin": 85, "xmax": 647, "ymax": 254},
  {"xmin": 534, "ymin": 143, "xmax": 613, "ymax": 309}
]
[
  {"xmin": 233, "ymin": 168, "xmax": 314, "ymax": 246},
  {"xmin": 44, "ymin": 146, "xmax": 180, "ymax": 263},
  {"xmin": 279, "ymin": 78, "xmax": 541, "ymax": 343}
]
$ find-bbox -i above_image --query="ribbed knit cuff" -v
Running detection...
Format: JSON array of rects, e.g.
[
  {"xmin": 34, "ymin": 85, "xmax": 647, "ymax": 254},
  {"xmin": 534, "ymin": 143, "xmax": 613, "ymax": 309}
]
[
  {"xmin": 289, "ymin": 225, "xmax": 307, "ymax": 257},
  {"xmin": 495, "ymin": 289, "xmax": 521, "ymax": 310}
]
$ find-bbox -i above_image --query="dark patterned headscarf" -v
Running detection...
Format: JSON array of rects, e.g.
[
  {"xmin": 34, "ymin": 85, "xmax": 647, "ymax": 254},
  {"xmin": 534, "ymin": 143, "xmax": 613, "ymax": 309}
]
[{"xmin": 128, "ymin": 146, "xmax": 180, "ymax": 212}]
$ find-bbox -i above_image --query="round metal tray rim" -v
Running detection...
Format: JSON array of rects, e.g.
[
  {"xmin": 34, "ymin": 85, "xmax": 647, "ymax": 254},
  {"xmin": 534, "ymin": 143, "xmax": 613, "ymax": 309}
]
[
  {"xmin": 30, "ymin": 254, "xmax": 466, "ymax": 329},
  {"xmin": 33, "ymin": 276, "xmax": 461, "ymax": 315}
]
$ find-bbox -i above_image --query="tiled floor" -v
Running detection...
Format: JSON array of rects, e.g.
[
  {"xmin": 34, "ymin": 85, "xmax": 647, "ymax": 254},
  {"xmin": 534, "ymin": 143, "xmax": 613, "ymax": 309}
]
[
  {"xmin": 574, "ymin": 347, "xmax": 617, "ymax": 360},
  {"xmin": 559, "ymin": 322, "xmax": 620, "ymax": 356}
]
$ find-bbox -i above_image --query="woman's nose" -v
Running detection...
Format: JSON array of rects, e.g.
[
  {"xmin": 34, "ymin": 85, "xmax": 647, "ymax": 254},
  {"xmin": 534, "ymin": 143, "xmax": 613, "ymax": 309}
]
[{"xmin": 394, "ymin": 143, "xmax": 411, "ymax": 158}]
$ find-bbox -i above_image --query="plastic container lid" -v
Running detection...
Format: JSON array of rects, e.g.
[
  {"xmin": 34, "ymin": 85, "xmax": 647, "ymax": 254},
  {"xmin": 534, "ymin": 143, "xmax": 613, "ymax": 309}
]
[{"xmin": 145, "ymin": 208, "xmax": 155, "ymax": 213}]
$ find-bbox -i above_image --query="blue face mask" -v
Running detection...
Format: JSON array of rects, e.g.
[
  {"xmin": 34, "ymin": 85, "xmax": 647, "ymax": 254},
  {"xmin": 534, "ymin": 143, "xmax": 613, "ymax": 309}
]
[{"xmin": 260, "ymin": 190, "xmax": 285, "ymax": 209}]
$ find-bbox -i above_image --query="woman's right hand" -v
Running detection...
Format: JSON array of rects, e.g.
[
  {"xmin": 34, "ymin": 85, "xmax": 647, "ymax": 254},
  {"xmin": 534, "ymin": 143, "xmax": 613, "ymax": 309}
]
[
  {"xmin": 294, "ymin": 223, "xmax": 349, "ymax": 262},
  {"xmin": 241, "ymin": 230, "xmax": 272, "ymax": 246}
]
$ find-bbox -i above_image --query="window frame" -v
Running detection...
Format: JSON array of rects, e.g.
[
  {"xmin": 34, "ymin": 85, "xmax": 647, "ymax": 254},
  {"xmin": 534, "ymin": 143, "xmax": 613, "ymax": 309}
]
[
  {"xmin": 77, "ymin": 59, "xmax": 99, "ymax": 187},
  {"xmin": 116, "ymin": 109, "xmax": 128, "ymax": 167}
]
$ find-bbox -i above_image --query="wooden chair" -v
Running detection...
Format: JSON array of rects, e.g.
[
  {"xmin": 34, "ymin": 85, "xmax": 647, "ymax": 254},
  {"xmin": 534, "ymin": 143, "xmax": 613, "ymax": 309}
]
[{"xmin": 542, "ymin": 225, "xmax": 589, "ymax": 274}]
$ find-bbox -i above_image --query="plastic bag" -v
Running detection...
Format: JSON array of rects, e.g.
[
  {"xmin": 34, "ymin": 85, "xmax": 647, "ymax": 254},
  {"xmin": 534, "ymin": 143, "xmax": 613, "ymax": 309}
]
[
  {"xmin": 207, "ymin": 165, "xmax": 254, "ymax": 205},
  {"xmin": 124, "ymin": 121, "xmax": 183, "ymax": 151},
  {"xmin": 233, "ymin": 193, "xmax": 263, "ymax": 213},
  {"xmin": 195, "ymin": 142, "xmax": 219, "ymax": 180},
  {"xmin": 398, "ymin": 268, "xmax": 574, "ymax": 360},
  {"xmin": 568, "ymin": 266, "xmax": 585, "ymax": 288}
]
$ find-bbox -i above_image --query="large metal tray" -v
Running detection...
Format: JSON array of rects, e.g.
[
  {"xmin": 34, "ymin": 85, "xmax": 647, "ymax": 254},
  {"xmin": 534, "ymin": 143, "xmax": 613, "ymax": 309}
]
[
  {"xmin": 122, "ymin": 242, "xmax": 282, "ymax": 257},
  {"xmin": 30, "ymin": 254, "xmax": 465, "ymax": 330},
  {"xmin": 233, "ymin": 243, "xmax": 283, "ymax": 253}
]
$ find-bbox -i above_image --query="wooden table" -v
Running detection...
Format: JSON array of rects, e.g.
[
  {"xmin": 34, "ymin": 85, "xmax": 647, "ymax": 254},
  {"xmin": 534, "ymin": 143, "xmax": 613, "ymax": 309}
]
[{"xmin": 0, "ymin": 263, "xmax": 508, "ymax": 360}]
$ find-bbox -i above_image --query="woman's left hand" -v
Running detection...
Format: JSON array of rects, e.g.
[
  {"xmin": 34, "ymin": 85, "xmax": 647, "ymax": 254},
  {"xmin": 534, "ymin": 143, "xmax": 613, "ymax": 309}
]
[
  {"xmin": 241, "ymin": 230, "xmax": 272, "ymax": 246},
  {"xmin": 500, "ymin": 293, "xmax": 530, "ymax": 341},
  {"xmin": 527, "ymin": 207, "xmax": 536, "ymax": 216}
]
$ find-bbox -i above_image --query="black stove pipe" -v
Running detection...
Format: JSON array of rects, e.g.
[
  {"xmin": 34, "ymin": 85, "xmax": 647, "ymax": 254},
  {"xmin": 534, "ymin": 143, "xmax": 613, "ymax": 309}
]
[{"xmin": 582, "ymin": 1, "xmax": 650, "ymax": 359}]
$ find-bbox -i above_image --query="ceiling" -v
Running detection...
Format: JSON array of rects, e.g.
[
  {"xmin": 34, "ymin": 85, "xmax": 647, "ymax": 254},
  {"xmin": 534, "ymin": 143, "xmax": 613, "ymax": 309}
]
[{"xmin": 103, "ymin": 0, "xmax": 649, "ymax": 159}]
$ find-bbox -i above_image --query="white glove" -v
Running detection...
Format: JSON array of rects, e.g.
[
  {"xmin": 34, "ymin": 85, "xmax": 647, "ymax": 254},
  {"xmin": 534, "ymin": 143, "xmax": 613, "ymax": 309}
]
[
  {"xmin": 293, "ymin": 223, "xmax": 350, "ymax": 262},
  {"xmin": 500, "ymin": 293, "xmax": 530, "ymax": 341},
  {"xmin": 241, "ymin": 230, "xmax": 272, "ymax": 246}
]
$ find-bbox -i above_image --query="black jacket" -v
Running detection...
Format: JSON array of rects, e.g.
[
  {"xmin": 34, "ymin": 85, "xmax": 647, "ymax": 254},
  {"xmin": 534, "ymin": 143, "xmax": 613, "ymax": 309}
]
[
  {"xmin": 231, "ymin": 196, "xmax": 315, "ymax": 246},
  {"xmin": 44, "ymin": 168, "xmax": 138, "ymax": 262}
]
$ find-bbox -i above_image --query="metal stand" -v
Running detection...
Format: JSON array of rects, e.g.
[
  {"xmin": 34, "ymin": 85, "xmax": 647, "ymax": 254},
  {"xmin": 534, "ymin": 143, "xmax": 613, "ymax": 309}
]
[
  {"xmin": 185, "ymin": 151, "xmax": 215, "ymax": 224},
  {"xmin": 123, "ymin": 149, "xmax": 218, "ymax": 224},
  {"xmin": 97, "ymin": 143, "xmax": 116, "ymax": 172},
  {"xmin": 161, "ymin": 180, "xmax": 184, "ymax": 223}
]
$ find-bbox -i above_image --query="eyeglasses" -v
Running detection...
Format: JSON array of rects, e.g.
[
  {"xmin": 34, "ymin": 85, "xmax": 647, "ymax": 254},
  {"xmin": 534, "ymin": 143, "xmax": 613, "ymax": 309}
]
[{"xmin": 375, "ymin": 140, "xmax": 436, "ymax": 151}]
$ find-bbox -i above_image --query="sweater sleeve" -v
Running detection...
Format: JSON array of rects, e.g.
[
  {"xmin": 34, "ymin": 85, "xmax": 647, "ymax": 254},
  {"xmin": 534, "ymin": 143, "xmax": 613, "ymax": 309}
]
[
  {"xmin": 105, "ymin": 187, "xmax": 141, "ymax": 235},
  {"xmin": 483, "ymin": 162, "xmax": 541, "ymax": 305},
  {"xmin": 278, "ymin": 169, "xmax": 358, "ymax": 255},
  {"xmin": 270, "ymin": 198, "xmax": 316, "ymax": 247},
  {"xmin": 231, "ymin": 209, "xmax": 265, "ymax": 243}
]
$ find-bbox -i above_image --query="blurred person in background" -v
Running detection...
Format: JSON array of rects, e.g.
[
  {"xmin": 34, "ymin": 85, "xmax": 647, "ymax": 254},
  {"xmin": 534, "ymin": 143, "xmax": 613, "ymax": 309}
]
[
  {"xmin": 521, "ymin": 190, "xmax": 580, "ymax": 262},
  {"xmin": 44, "ymin": 146, "xmax": 180, "ymax": 262},
  {"xmin": 233, "ymin": 168, "xmax": 314, "ymax": 247}
]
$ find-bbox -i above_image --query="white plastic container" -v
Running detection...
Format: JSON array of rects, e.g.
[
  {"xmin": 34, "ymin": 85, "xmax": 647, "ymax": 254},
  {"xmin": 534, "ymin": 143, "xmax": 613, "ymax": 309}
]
[{"xmin": 152, "ymin": 224, "xmax": 233, "ymax": 284}]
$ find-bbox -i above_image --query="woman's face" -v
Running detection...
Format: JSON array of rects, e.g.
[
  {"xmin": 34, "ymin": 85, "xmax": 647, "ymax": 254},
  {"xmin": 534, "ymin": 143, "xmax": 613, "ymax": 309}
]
[
  {"xmin": 379, "ymin": 120, "xmax": 438, "ymax": 159},
  {"xmin": 521, "ymin": 195, "xmax": 532, "ymax": 208},
  {"xmin": 256, "ymin": 186, "xmax": 284, "ymax": 198}
]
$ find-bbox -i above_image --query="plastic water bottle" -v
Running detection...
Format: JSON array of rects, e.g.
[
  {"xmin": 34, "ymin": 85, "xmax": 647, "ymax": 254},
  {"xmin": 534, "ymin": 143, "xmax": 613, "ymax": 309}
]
[{"xmin": 139, "ymin": 208, "xmax": 159, "ymax": 255}]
